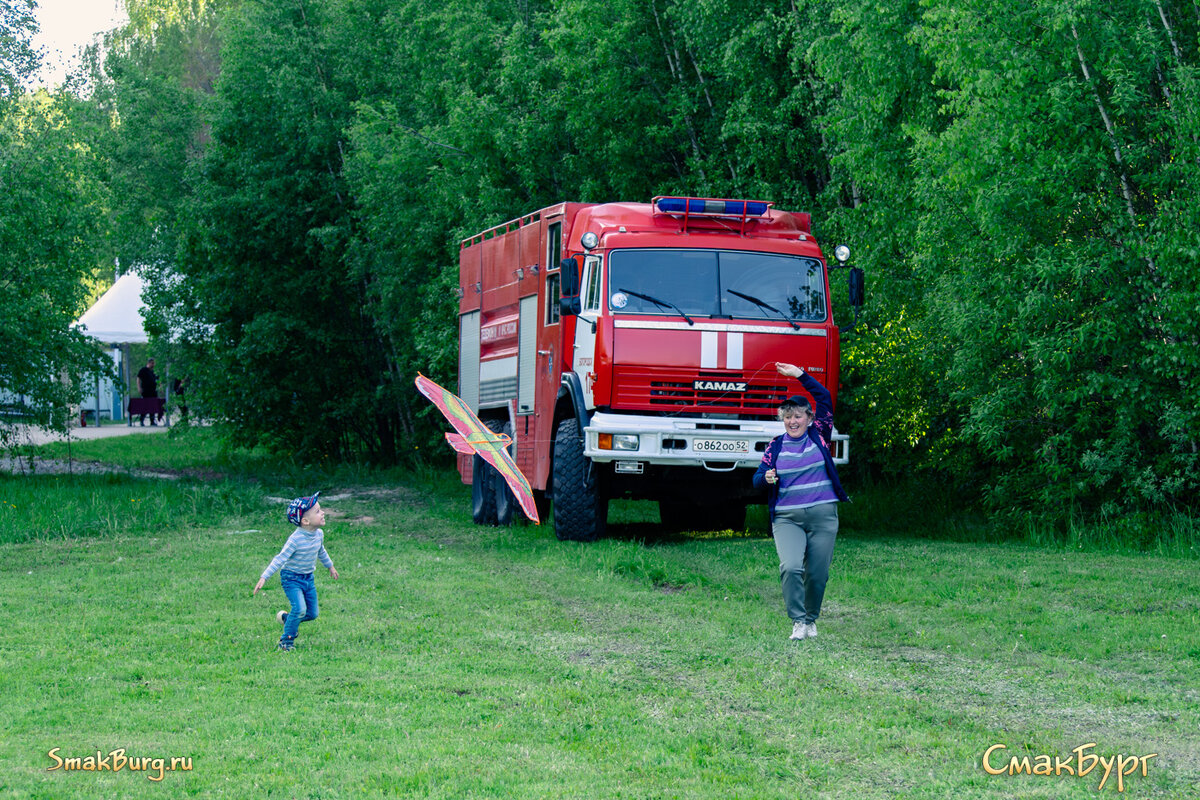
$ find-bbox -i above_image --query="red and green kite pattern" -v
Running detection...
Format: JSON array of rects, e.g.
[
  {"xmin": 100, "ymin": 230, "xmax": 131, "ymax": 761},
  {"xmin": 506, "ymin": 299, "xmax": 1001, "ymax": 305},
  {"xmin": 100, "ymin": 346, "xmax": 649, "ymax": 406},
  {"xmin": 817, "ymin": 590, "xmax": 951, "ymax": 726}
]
[{"xmin": 415, "ymin": 373, "xmax": 540, "ymax": 524}]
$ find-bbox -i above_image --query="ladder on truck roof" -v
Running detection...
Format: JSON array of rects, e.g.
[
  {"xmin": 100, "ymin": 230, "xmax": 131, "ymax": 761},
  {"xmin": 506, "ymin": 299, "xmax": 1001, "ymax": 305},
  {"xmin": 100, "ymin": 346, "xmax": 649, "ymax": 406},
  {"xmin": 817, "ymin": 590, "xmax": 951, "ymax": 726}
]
[{"xmin": 460, "ymin": 209, "xmax": 543, "ymax": 250}]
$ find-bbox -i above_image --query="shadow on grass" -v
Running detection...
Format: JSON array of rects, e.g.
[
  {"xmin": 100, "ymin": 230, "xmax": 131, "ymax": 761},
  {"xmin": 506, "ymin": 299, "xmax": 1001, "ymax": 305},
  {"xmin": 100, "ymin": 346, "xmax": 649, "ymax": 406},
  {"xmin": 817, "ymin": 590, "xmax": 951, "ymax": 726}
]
[
  {"xmin": 604, "ymin": 521, "xmax": 691, "ymax": 545},
  {"xmin": 602, "ymin": 499, "xmax": 772, "ymax": 546}
]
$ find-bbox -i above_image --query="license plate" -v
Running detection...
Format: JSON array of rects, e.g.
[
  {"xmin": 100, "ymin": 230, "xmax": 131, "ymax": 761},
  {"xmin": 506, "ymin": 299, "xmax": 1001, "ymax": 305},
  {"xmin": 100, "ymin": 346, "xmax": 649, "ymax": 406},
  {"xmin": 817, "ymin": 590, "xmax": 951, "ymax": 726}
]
[{"xmin": 693, "ymin": 438, "xmax": 750, "ymax": 454}]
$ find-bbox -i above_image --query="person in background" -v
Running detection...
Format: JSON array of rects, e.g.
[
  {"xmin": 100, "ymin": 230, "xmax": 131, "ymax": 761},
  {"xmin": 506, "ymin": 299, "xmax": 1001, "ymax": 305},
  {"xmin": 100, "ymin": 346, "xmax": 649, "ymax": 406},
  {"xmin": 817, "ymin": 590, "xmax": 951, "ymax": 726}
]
[
  {"xmin": 136, "ymin": 358, "xmax": 161, "ymax": 426},
  {"xmin": 753, "ymin": 362, "xmax": 850, "ymax": 642}
]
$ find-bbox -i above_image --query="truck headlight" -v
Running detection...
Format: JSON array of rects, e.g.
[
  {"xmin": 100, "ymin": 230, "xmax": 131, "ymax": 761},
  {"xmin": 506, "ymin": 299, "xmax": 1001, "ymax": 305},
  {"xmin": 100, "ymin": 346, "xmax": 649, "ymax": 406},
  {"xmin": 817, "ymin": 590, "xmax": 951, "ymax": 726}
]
[{"xmin": 598, "ymin": 433, "xmax": 640, "ymax": 451}]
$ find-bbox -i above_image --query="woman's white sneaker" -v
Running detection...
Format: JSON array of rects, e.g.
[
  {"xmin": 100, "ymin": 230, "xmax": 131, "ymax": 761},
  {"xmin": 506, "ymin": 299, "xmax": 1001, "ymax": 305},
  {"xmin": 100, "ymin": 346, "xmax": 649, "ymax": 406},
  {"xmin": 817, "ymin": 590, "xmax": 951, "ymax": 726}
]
[
  {"xmin": 790, "ymin": 621, "xmax": 808, "ymax": 640},
  {"xmin": 805, "ymin": 622, "xmax": 818, "ymax": 639}
]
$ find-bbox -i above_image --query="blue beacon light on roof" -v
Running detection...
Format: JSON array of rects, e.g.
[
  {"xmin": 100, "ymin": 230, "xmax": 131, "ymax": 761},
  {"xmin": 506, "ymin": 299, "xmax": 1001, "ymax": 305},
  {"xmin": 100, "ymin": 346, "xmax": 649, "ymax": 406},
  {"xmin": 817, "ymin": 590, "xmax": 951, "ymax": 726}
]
[{"xmin": 655, "ymin": 197, "xmax": 770, "ymax": 216}]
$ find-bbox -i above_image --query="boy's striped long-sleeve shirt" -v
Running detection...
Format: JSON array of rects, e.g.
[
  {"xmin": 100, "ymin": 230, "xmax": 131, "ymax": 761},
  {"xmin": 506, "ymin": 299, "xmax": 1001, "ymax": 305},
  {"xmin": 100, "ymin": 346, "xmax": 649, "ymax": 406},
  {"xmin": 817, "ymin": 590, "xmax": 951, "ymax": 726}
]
[{"xmin": 260, "ymin": 528, "xmax": 333, "ymax": 581}]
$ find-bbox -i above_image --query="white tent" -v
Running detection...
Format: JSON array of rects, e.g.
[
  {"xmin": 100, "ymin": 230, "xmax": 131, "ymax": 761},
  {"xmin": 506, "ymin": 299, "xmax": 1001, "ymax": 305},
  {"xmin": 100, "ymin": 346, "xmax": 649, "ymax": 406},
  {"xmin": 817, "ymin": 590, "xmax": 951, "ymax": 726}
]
[
  {"xmin": 75, "ymin": 272, "xmax": 150, "ymax": 344},
  {"xmin": 73, "ymin": 272, "xmax": 154, "ymax": 423}
]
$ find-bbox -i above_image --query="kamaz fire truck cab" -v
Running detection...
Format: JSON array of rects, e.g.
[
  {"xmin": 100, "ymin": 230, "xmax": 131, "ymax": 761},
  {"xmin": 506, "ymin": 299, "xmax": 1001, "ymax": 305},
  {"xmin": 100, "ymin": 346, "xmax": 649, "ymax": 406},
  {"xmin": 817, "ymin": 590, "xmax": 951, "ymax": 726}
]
[{"xmin": 457, "ymin": 196, "xmax": 863, "ymax": 542}]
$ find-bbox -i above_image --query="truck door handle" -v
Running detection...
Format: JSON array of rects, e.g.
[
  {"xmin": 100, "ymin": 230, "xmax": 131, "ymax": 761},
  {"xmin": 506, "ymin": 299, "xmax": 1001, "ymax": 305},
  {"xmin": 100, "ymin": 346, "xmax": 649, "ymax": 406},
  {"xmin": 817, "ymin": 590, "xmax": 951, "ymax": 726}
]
[{"xmin": 537, "ymin": 350, "xmax": 550, "ymax": 355}]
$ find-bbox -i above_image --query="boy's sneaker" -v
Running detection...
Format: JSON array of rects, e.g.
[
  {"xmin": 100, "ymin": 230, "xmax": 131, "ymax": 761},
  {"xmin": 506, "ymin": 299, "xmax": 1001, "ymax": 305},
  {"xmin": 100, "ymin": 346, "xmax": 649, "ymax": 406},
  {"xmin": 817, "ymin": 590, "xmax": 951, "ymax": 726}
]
[
  {"xmin": 805, "ymin": 622, "xmax": 818, "ymax": 639},
  {"xmin": 276, "ymin": 610, "xmax": 288, "ymax": 625},
  {"xmin": 276, "ymin": 642, "xmax": 294, "ymax": 652},
  {"xmin": 790, "ymin": 621, "xmax": 808, "ymax": 640}
]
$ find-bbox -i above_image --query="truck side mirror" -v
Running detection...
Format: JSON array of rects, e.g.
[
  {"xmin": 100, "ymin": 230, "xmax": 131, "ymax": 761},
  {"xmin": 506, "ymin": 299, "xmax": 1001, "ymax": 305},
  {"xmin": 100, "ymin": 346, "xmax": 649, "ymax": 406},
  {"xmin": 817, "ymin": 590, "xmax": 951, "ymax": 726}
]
[
  {"xmin": 559, "ymin": 256, "xmax": 582, "ymax": 316},
  {"xmin": 848, "ymin": 267, "xmax": 865, "ymax": 309}
]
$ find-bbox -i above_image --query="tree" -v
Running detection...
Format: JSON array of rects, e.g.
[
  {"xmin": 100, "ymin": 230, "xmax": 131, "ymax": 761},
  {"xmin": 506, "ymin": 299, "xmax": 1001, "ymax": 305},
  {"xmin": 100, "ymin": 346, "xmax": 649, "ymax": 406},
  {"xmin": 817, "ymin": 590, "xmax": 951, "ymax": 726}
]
[
  {"xmin": 89, "ymin": 0, "xmax": 225, "ymax": 270},
  {"xmin": 0, "ymin": 0, "xmax": 37, "ymax": 102},
  {"xmin": 899, "ymin": 0, "xmax": 1200, "ymax": 517},
  {"xmin": 169, "ymin": 0, "xmax": 404, "ymax": 462},
  {"xmin": 73, "ymin": 0, "xmax": 1200, "ymax": 532},
  {"xmin": 0, "ymin": 88, "xmax": 112, "ymax": 439}
]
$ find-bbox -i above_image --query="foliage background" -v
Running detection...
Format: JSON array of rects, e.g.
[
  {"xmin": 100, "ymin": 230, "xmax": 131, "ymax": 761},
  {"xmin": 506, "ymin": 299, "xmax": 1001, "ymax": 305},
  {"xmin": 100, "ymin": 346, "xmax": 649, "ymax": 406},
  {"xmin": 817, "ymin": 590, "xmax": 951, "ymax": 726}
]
[
  {"xmin": 0, "ymin": 0, "xmax": 109, "ymax": 439},
  {"xmin": 4, "ymin": 0, "xmax": 1200, "ymax": 531}
]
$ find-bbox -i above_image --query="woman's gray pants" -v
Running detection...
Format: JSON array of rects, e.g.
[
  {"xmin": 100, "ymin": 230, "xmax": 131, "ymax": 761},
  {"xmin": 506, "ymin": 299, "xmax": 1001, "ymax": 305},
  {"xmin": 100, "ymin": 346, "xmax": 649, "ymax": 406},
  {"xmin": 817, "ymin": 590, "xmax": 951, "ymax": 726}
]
[{"xmin": 771, "ymin": 502, "xmax": 839, "ymax": 623}]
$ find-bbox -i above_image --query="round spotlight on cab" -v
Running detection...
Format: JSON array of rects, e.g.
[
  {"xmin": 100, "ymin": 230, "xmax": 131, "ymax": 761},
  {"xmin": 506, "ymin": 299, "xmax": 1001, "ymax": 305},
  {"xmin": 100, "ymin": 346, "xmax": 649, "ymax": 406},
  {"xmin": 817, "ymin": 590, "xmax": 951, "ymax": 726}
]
[
  {"xmin": 834, "ymin": 244, "xmax": 851, "ymax": 264},
  {"xmin": 581, "ymin": 232, "xmax": 600, "ymax": 250}
]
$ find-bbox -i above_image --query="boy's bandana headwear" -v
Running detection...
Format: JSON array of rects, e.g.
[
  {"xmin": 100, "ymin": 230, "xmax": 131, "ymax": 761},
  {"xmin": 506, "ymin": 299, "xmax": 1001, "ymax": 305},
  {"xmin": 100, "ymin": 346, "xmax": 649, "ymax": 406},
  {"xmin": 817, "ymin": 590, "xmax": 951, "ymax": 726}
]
[{"xmin": 287, "ymin": 492, "xmax": 321, "ymax": 526}]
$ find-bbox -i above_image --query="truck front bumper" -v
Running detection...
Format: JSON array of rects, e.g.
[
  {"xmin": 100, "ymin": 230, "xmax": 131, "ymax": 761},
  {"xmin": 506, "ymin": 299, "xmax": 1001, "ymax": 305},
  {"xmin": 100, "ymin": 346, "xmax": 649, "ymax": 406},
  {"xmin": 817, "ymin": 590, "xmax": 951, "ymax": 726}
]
[{"xmin": 583, "ymin": 411, "xmax": 848, "ymax": 472}]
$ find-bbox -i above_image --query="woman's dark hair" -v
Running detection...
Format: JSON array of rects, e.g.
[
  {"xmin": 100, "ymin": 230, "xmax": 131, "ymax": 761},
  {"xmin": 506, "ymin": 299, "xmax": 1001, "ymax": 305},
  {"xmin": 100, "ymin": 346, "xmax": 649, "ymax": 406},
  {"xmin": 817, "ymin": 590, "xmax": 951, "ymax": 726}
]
[{"xmin": 778, "ymin": 397, "xmax": 813, "ymax": 419}]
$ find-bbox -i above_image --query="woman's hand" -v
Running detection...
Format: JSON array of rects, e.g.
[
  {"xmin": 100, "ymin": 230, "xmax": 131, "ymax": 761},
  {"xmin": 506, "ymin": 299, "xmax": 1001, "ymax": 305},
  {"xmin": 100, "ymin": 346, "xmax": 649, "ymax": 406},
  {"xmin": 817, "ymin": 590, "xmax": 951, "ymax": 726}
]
[
  {"xmin": 765, "ymin": 468, "xmax": 778, "ymax": 485},
  {"xmin": 775, "ymin": 362, "xmax": 802, "ymax": 379},
  {"xmin": 252, "ymin": 578, "xmax": 265, "ymax": 595}
]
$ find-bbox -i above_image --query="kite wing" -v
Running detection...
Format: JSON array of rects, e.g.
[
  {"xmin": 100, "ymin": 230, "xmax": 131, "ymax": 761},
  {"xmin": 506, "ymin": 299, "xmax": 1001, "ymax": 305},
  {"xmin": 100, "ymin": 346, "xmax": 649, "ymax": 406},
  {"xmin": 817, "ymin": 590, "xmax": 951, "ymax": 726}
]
[{"xmin": 415, "ymin": 373, "xmax": 540, "ymax": 524}]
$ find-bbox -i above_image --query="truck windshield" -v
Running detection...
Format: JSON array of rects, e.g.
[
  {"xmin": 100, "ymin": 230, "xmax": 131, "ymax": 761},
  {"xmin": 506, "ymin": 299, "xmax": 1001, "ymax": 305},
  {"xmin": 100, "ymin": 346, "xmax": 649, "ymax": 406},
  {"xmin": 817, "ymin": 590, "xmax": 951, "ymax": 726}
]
[{"xmin": 606, "ymin": 249, "xmax": 827, "ymax": 322}]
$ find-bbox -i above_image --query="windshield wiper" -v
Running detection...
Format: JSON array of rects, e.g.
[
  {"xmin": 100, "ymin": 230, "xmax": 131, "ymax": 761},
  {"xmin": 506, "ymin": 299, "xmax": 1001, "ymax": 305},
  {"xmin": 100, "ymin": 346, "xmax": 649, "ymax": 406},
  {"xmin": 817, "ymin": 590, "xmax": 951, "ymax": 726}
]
[
  {"xmin": 617, "ymin": 288, "xmax": 694, "ymax": 326},
  {"xmin": 726, "ymin": 289, "xmax": 799, "ymax": 330}
]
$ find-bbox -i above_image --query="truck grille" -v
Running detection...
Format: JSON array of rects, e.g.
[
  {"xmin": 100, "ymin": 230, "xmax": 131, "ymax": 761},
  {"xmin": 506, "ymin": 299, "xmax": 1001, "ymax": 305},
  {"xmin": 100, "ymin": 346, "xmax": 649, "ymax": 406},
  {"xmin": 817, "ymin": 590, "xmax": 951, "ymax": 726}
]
[{"xmin": 612, "ymin": 367, "xmax": 790, "ymax": 414}]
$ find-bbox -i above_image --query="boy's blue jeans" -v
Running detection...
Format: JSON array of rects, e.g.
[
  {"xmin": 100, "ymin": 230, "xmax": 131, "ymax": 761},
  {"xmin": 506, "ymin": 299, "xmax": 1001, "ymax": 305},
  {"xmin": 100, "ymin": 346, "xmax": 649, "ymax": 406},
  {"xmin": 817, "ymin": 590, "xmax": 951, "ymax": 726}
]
[{"xmin": 280, "ymin": 570, "xmax": 318, "ymax": 646}]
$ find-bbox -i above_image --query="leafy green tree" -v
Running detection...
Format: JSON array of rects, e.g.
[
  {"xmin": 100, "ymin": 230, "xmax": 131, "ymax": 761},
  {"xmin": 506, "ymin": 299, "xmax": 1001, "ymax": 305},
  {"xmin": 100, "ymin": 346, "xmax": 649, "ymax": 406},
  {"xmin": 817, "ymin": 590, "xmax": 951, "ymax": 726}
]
[
  {"xmin": 68, "ymin": 0, "xmax": 1200, "ymax": 537},
  {"xmin": 0, "ymin": 88, "xmax": 112, "ymax": 439},
  {"xmin": 87, "ymin": 0, "xmax": 227, "ymax": 271},
  {"xmin": 172, "ymin": 0, "xmax": 407, "ymax": 462},
  {"xmin": 904, "ymin": 0, "xmax": 1200, "ymax": 517},
  {"xmin": 0, "ymin": 0, "xmax": 36, "ymax": 102},
  {"xmin": 78, "ymin": 1, "xmax": 231, "ymax": 417},
  {"xmin": 1, "ymin": 2, "xmax": 109, "ymax": 441},
  {"xmin": 800, "ymin": 0, "xmax": 956, "ymax": 483}
]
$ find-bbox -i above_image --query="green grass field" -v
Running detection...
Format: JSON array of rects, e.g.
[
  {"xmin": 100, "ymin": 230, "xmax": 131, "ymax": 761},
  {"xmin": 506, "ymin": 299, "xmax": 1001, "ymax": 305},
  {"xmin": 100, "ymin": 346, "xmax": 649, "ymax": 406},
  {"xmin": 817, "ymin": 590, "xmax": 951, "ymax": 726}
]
[{"xmin": 1, "ymin": 430, "xmax": 1197, "ymax": 798}]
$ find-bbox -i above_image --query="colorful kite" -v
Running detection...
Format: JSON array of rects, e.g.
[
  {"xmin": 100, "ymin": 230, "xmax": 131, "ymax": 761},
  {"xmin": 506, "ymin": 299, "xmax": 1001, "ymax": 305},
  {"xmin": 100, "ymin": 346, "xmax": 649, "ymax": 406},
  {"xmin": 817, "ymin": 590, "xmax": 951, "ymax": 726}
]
[{"xmin": 414, "ymin": 373, "xmax": 540, "ymax": 524}]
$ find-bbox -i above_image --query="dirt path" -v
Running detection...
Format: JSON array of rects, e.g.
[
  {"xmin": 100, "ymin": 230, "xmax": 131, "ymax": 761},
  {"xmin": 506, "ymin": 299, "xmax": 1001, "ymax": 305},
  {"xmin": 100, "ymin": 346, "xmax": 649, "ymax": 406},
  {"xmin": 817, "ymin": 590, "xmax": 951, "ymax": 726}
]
[
  {"xmin": 10, "ymin": 421, "xmax": 171, "ymax": 446},
  {"xmin": 2, "ymin": 422, "xmax": 173, "ymax": 476}
]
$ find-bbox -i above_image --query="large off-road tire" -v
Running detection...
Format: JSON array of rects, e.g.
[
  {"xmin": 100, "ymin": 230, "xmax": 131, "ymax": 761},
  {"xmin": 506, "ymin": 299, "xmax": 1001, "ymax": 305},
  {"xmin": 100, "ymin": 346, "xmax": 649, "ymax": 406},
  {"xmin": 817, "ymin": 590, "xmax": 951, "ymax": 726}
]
[
  {"xmin": 659, "ymin": 499, "xmax": 746, "ymax": 533},
  {"xmin": 493, "ymin": 420, "xmax": 517, "ymax": 526},
  {"xmin": 473, "ymin": 418, "xmax": 517, "ymax": 526},
  {"xmin": 552, "ymin": 417, "xmax": 607, "ymax": 541},
  {"xmin": 471, "ymin": 450, "xmax": 497, "ymax": 525}
]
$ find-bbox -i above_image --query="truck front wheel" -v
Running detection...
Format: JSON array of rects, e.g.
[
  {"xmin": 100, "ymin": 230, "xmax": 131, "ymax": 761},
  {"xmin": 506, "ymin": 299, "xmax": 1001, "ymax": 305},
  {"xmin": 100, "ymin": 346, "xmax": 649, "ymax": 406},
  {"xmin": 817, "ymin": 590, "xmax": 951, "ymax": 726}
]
[{"xmin": 552, "ymin": 417, "xmax": 607, "ymax": 542}]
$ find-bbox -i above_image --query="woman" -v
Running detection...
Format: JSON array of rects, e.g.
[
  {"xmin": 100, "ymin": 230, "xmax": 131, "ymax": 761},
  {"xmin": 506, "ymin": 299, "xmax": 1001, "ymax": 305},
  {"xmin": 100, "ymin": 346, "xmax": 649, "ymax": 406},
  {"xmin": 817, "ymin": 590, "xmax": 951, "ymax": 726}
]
[{"xmin": 753, "ymin": 362, "xmax": 849, "ymax": 641}]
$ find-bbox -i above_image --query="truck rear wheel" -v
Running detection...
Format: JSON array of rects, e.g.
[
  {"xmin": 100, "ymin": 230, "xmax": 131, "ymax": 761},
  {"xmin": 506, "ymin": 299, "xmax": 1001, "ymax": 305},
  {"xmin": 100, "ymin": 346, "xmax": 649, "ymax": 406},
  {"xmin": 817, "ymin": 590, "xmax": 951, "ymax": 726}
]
[
  {"xmin": 471, "ymin": 451, "xmax": 497, "ymax": 525},
  {"xmin": 552, "ymin": 417, "xmax": 607, "ymax": 541},
  {"xmin": 493, "ymin": 420, "xmax": 517, "ymax": 526},
  {"xmin": 472, "ymin": 418, "xmax": 511, "ymax": 525}
]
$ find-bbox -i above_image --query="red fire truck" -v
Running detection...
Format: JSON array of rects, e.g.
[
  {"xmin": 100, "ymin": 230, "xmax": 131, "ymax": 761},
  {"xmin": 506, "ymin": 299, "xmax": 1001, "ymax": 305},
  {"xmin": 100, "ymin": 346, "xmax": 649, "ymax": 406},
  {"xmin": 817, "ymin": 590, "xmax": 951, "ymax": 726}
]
[{"xmin": 456, "ymin": 196, "xmax": 863, "ymax": 541}]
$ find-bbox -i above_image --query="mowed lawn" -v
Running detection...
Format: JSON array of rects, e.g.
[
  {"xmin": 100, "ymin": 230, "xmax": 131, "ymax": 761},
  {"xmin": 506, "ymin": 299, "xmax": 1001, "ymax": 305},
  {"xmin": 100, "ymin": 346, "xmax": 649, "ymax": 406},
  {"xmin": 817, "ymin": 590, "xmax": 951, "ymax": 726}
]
[{"xmin": 0, "ymin": 455, "xmax": 1197, "ymax": 797}]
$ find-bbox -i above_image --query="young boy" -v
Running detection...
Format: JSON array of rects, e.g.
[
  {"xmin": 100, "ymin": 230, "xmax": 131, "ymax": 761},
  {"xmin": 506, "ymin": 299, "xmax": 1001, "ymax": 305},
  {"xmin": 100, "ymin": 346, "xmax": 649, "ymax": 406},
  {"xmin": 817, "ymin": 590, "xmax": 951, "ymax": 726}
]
[{"xmin": 253, "ymin": 492, "xmax": 340, "ymax": 650}]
